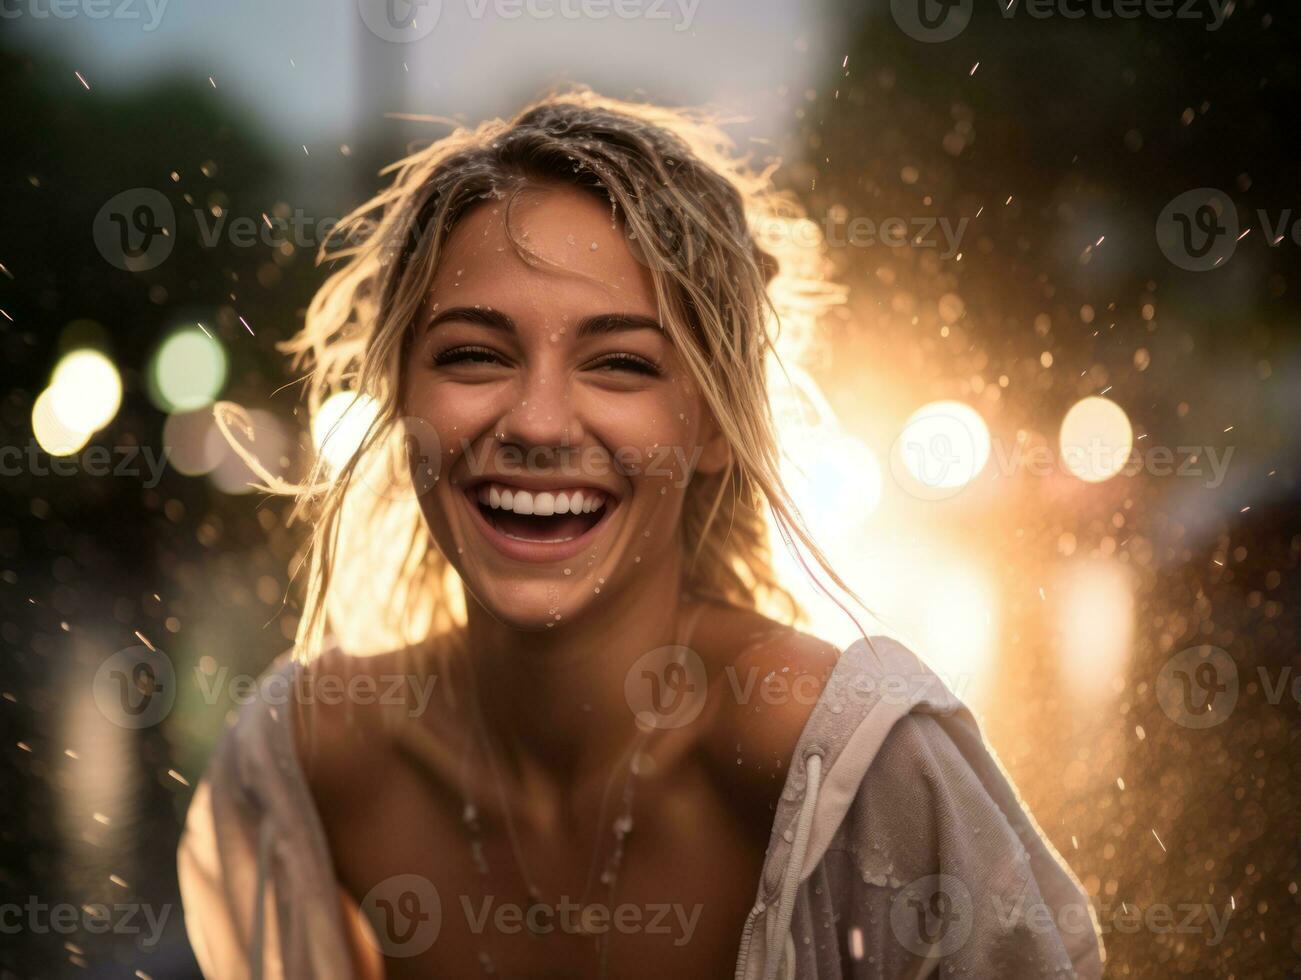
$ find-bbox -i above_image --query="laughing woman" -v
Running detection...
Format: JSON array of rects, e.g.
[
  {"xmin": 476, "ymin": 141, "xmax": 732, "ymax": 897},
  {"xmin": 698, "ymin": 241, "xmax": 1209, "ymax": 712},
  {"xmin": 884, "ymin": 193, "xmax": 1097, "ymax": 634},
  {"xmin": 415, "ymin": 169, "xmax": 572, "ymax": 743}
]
[{"xmin": 178, "ymin": 90, "xmax": 1102, "ymax": 979}]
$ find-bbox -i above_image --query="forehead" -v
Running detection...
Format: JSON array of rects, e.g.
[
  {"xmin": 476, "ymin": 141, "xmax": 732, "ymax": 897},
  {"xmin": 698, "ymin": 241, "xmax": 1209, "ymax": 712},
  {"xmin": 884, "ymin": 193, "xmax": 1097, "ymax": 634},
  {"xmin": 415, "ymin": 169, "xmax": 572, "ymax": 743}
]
[{"xmin": 424, "ymin": 183, "xmax": 659, "ymax": 326}]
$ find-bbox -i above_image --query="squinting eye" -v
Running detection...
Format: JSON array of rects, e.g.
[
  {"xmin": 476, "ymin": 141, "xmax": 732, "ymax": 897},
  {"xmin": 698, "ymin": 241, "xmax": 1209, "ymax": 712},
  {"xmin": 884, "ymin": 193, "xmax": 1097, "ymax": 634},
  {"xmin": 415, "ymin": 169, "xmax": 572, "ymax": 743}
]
[
  {"xmin": 432, "ymin": 345, "xmax": 503, "ymax": 367},
  {"xmin": 587, "ymin": 353, "xmax": 662, "ymax": 377}
]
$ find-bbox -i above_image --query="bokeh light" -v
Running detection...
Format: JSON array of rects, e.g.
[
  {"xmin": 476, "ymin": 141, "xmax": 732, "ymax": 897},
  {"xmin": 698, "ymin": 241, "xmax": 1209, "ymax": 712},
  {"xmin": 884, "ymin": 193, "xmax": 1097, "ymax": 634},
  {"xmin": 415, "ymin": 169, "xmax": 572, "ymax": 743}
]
[
  {"xmin": 47, "ymin": 348, "xmax": 122, "ymax": 436},
  {"xmin": 208, "ymin": 409, "xmax": 290, "ymax": 495},
  {"xmin": 31, "ymin": 386, "xmax": 91, "ymax": 456},
  {"xmin": 1059, "ymin": 396, "xmax": 1133, "ymax": 483},
  {"xmin": 892, "ymin": 400, "xmax": 992, "ymax": 494},
  {"xmin": 312, "ymin": 391, "xmax": 380, "ymax": 472},
  {"xmin": 162, "ymin": 409, "xmax": 225, "ymax": 477},
  {"xmin": 149, "ymin": 327, "xmax": 228, "ymax": 413}
]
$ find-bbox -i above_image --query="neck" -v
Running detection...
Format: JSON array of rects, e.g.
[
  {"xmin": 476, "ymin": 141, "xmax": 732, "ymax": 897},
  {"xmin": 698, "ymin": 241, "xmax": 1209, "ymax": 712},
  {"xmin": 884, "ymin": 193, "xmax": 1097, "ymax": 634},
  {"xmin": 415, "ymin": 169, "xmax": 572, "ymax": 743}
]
[{"xmin": 459, "ymin": 554, "xmax": 692, "ymax": 786}]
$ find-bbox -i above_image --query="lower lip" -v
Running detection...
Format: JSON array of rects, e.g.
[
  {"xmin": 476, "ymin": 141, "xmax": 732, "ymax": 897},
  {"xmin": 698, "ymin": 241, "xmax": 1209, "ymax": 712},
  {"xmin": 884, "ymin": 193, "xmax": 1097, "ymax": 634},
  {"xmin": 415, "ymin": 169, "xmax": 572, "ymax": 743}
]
[{"xmin": 462, "ymin": 489, "xmax": 617, "ymax": 563}]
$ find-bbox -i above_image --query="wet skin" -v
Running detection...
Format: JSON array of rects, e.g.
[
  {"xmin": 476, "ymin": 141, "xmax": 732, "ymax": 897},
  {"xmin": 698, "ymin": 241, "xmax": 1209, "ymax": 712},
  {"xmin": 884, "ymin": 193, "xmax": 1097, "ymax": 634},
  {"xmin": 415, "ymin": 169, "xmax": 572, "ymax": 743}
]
[{"xmin": 296, "ymin": 185, "xmax": 840, "ymax": 978}]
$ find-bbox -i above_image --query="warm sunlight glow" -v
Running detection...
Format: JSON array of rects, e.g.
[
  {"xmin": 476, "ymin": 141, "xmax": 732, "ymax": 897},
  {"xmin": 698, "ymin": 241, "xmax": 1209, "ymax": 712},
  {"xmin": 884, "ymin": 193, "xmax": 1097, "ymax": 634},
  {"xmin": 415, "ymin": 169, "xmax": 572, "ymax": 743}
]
[
  {"xmin": 1055, "ymin": 558, "xmax": 1134, "ymax": 703},
  {"xmin": 783, "ymin": 432, "xmax": 883, "ymax": 537},
  {"xmin": 313, "ymin": 391, "xmax": 380, "ymax": 472}
]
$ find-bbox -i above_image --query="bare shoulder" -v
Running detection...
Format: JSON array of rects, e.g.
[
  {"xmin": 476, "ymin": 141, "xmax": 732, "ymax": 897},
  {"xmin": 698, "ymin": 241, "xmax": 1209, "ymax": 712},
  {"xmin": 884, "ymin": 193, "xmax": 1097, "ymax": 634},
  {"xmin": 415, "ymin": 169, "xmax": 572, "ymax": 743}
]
[
  {"xmin": 291, "ymin": 641, "xmax": 449, "ymax": 791},
  {"xmin": 692, "ymin": 603, "xmax": 841, "ymax": 798}
]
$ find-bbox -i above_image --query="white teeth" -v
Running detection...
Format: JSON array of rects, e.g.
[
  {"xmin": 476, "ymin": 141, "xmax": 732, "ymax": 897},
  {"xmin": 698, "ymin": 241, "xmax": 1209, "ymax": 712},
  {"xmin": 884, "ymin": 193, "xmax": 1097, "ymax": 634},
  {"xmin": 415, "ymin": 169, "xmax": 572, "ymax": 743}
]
[{"xmin": 476, "ymin": 483, "xmax": 607, "ymax": 516}]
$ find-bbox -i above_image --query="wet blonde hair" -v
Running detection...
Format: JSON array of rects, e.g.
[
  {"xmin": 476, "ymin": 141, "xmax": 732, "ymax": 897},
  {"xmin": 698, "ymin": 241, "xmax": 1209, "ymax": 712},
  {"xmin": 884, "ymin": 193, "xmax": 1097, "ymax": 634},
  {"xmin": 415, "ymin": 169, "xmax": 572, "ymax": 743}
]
[{"xmin": 256, "ymin": 86, "xmax": 858, "ymax": 659}]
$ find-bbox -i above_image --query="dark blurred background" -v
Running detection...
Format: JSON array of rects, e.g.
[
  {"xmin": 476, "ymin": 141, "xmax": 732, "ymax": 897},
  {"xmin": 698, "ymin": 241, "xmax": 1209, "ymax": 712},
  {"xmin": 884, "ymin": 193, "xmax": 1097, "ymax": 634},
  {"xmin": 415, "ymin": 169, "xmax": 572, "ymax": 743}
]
[{"xmin": 1, "ymin": 0, "xmax": 1297, "ymax": 976}]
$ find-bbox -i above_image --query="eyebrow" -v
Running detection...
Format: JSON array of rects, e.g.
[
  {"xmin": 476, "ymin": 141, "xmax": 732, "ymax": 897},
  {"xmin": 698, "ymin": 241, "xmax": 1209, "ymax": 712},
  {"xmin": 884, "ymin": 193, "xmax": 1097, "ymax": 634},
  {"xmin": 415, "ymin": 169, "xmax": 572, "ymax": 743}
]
[{"xmin": 424, "ymin": 307, "xmax": 662, "ymax": 338}]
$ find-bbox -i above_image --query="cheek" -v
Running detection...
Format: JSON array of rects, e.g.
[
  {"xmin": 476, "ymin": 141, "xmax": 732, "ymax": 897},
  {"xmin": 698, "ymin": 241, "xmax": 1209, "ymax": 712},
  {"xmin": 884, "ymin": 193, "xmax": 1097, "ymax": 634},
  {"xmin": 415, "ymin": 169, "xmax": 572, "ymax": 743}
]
[
  {"xmin": 589, "ymin": 389, "xmax": 705, "ymax": 499},
  {"xmin": 402, "ymin": 373, "xmax": 501, "ymax": 470}
]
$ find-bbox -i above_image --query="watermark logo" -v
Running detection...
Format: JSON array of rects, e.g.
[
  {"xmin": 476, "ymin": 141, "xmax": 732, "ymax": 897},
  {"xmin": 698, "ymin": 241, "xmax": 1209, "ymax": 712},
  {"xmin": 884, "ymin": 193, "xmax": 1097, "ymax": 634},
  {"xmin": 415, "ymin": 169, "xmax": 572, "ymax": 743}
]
[
  {"xmin": 624, "ymin": 644, "xmax": 708, "ymax": 729},
  {"xmin": 0, "ymin": 898, "xmax": 172, "ymax": 947},
  {"xmin": 458, "ymin": 437, "xmax": 702, "ymax": 489},
  {"xmin": 193, "ymin": 665, "xmax": 440, "ymax": 717},
  {"xmin": 889, "ymin": 873, "xmax": 974, "ymax": 956},
  {"xmin": 361, "ymin": 874, "xmax": 442, "ymax": 957},
  {"xmin": 1, "ymin": 441, "xmax": 170, "ymax": 488},
  {"xmin": 93, "ymin": 645, "xmax": 176, "ymax": 729},
  {"xmin": 888, "ymin": 404, "xmax": 988, "ymax": 501},
  {"xmin": 893, "ymin": 0, "xmax": 1230, "ymax": 41},
  {"xmin": 752, "ymin": 209, "xmax": 969, "ymax": 260},
  {"xmin": 1156, "ymin": 188, "xmax": 1239, "ymax": 271},
  {"xmin": 0, "ymin": 0, "xmax": 170, "ymax": 31},
  {"xmin": 890, "ymin": 0, "xmax": 973, "ymax": 42},
  {"xmin": 358, "ymin": 0, "xmax": 698, "ymax": 41},
  {"xmin": 462, "ymin": 895, "xmax": 703, "ymax": 943},
  {"xmin": 357, "ymin": 0, "xmax": 441, "ymax": 41},
  {"xmin": 1156, "ymin": 645, "xmax": 1238, "ymax": 729},
  {"xmin": 92, "ymin": 189, "xmax": 175, "ymax": 272},
  {"xmin": 991, "ymin": 892, "xmax": 1232, "ymax": 946}
]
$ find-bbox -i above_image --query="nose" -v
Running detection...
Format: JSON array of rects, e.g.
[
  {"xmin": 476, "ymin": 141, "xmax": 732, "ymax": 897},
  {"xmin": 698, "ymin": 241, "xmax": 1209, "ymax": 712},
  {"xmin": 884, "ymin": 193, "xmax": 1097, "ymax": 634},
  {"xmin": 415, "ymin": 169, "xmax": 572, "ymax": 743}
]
[{"xmin": 494, "ymin": 366, "xmax": 584, "ymax": 461}]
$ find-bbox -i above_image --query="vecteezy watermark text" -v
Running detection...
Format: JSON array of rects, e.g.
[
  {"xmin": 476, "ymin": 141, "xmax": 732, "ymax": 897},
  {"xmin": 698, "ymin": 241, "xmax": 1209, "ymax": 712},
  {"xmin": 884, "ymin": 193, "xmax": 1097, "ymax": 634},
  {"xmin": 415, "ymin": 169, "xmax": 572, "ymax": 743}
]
[
  {"xmin": 0, "ymin": 0, "xmax": 169, "ymax": 31},
  {"xmin": 356, "ymin": 0, "xmax": 699, "ymax": 43},
  {"xmin": 891, "ymin": 0, "xmax": 1230, "ymax": 43},
  {"xmin": 753, "ymin": 210, "xmax": 969, "ymax": 260},
  {"xmin": 2, "ymin": 441, "xmax": 170, "ymax": 488},
  {"xmin": 0, "ymin": 897, "xmax": 172, "ymax": 948},
  {"xmin": 359, "ymin": 874, "xmax": 703, "ymax": 958}
]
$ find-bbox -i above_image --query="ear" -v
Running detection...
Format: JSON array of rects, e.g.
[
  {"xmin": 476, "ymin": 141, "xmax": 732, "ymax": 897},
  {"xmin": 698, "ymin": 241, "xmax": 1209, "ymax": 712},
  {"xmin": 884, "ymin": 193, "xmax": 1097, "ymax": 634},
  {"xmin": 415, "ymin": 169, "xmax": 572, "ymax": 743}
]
[{"xmin": 693, "ymin": 411, "xmax": 732, "ymax": 476}]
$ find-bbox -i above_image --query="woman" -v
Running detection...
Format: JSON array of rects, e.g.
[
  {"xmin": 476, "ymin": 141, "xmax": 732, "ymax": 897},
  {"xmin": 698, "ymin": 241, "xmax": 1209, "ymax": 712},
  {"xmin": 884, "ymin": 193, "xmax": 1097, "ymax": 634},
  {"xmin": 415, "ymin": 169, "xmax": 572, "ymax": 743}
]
[{"xmin": 178, "ymin": 89, "xmax": 1102, "ymax": 978}]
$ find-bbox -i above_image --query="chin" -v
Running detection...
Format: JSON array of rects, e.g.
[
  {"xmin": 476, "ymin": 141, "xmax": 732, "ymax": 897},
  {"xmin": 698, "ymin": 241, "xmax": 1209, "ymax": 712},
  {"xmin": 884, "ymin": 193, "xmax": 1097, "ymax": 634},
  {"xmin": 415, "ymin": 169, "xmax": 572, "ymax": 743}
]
[{"xmin": 463, "ymin": 580, "xmax": 600, "ymax": 632}]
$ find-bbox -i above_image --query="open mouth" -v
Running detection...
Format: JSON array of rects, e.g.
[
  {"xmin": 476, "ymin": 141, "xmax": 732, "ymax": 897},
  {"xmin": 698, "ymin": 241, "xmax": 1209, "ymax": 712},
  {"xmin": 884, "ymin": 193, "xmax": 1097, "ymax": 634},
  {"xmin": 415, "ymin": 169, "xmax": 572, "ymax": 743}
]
[{"xmin": 464, "ymin": 482, "xmax": 615, "ymax": 560}]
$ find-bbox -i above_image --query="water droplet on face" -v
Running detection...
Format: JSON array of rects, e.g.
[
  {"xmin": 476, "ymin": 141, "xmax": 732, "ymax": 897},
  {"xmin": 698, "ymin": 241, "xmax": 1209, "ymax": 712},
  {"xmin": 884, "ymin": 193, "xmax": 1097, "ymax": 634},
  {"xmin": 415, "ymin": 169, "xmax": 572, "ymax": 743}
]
[
  {"xmin": 589, "ymin": 241, "xmax": 599, "ymax": 251},
  {"xmin": 563, "ymin": 568, "xmax": 572, "ymax": 575}
]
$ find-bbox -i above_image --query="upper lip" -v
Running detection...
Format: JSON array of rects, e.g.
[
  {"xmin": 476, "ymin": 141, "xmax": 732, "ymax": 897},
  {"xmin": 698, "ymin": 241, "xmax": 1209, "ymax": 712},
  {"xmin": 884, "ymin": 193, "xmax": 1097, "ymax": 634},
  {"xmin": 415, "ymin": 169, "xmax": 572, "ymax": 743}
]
[{"xmin": 460, "ymin": 473, "xmax": 622, "ymax": 501}]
